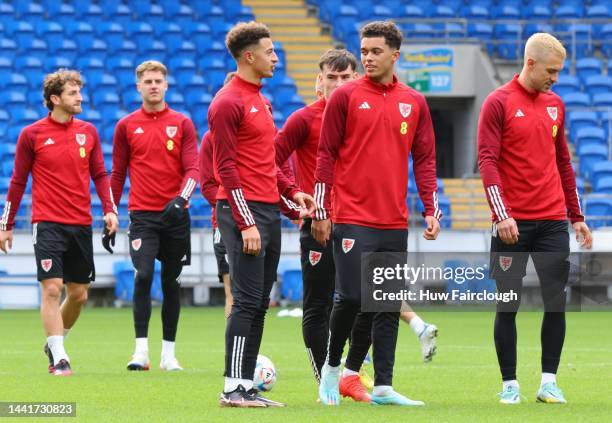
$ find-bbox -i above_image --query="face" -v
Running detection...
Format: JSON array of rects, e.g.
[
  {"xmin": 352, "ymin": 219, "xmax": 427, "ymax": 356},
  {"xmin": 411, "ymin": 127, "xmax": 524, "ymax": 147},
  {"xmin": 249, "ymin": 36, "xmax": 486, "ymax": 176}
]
[
  {"xmin": 360, "ymin": 36, "xmax": 399, "ymax": 82},
  {"xmin": 246, "ymin": 37, "xmax": 278, "ymax": 78},
  {"xmin": 318, "ymin": 64, "xmax": 357, "ymax": 99},
  {"xmin": 137, "ymin": 70, "xmax": 168, "ymax": 105},
  {"xmin": 52, "ymin": 81, "xmax": 82, "ymax": 115},
  {"xmin": 527, "ymin": 52, "xmax": 564, "ymax": 93}
]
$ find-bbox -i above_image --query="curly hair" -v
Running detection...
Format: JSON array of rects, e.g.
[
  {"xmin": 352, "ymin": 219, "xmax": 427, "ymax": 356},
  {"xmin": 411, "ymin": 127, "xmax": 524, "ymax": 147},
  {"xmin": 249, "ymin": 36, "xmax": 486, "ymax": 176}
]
[
  {"xmin": 43, "ymin": 69, "xmax": 83, "ymax": 110},
  {"xmin": 360, "ymin": 21, "xmax": 403, "ymax": 50},
  {"xmin": 225, "ymin": 21, "xmax": 272, "ymax": 59}
]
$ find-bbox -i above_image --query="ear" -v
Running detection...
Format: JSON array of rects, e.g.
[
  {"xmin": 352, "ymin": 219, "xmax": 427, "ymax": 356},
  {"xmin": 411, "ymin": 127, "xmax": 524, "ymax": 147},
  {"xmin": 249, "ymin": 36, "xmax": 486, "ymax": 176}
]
[
  {"xmin": 391, "ymin": 49, "xmax": 401, "ymax": 63},
  {"xmin": 526, "ymin": 57, "xmax": 536, "ymax": 68},
  {"xmin": 50, "ymin": 94, "xmax": 61, "ymax": 106},
  {"xmin": 244, "ymin": 50, "xmax": 255, "ymax": 64}
]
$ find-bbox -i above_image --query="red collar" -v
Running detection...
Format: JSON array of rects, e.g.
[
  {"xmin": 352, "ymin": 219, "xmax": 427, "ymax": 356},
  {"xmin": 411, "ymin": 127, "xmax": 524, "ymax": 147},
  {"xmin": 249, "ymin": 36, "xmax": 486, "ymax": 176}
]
[
  {"xmin": 512, "ymin": 74, "xmax": 539, "ymax": 100},
  {"xmin": 232, "ymin": 75, "xmax": 262, "ymax": 93},
  {"xmin": 364, "ymin": 74, "xmax": 398, "ymax": 92},
  {"xmin": 46, "ymin": 113, "xmax": 75, "ymax": 128},
  {"xmin": 141, "ymin": 103, "xmax": 169, "ymax": 117}
]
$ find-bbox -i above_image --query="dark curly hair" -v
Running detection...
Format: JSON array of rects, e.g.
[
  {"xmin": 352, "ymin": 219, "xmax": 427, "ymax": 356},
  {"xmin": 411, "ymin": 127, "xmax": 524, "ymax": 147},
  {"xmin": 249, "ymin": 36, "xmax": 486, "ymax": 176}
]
[
  {"xmin": 43, "ymin": 69, "xmax": 83, "ymax": 110},
  {"xmin": 225, "ymin": 21, "xmax": 272, "ymax": 59},
  {"xmin": 360, "ymin": 21, "xmax": 403, "ymax": 50}
]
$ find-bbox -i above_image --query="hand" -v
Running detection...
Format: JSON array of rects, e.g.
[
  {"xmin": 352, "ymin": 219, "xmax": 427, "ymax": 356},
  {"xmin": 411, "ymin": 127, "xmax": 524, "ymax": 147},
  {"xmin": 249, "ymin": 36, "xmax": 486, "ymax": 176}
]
[
  {"xmin": 292, "ymin": 192, "xmax": 316, "ymax": 215},
  {"xmin": 311, "ymin": 218, "xmax": 331, "ymax": 247},
  {"xmin": 161, "ymin": 196, "xmax": 187, "ymax": 225},
  {"xmin": 104, "ymin": 212, "xmax": 119, "ymax": 235},
  {"xmin": 423, "ymin": 215, "xmax": 440, "ymax": 240},
  {"xmin": 102, "ymin": 227, "xmax": 116, "ymax": 254},
  {"xmin": 497, "ymin": 217, "xmax": 519, "ymax": 245},
  {"xmin": 572, "ymin": 221, "xmax": 592, "ymax": 249},
  {"xmin": 241, "ymin": 225, "xmax": 261, "ymax": 255},
  {"xmin": 0, "ymin": 230, "xmax": 13, "ymax": 254}
]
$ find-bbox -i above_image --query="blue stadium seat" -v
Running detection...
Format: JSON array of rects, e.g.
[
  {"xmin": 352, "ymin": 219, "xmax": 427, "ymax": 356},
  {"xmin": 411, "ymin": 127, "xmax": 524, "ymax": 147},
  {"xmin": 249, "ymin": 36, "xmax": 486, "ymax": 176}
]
[
  {"xmin": 177, "ymin": 74, "xmax": 206, "ymax": 92},
  {"xmin": 493, "ymin": 5, "xmax": 520, "ymax": 19},
  {"xmin": 553, "ymin": 75, "xmax": 581, "ymax": 97},
  {"xmin": 122, "ymin": 91, "xmax": 142, "ymax": 111},
  {"xmin": 523, "ymin": 23, "xmax": 553, "ymax": 39},
  {"xmin": 0, "ymin": 73, "xmax": 28, "ymax": 91},
  {"xmin": 18, "ymin": 38, "xmax": 48, "ymax": 61},
  {"xmin": 0, "ymin": 110, "xmax": 9, "ymax": 138},
  {"xmin": 593, "ymin": 93, "xmax": 612, "ymax": 108},
  {"xmin": 82, "ymin": 109, "xmax": 102, "ymax": 128},
  {"xmin": 92, "ymin": 92, "xmax": 120, "ymax": 116},
  {"xmin": 76, "ymin": 57, "xmax": 105, "ymax": 79},
  {"xmin": 0, "ymin": 56, "xmax": 9, "ymax": 72},
  {"xmin": 594, "ymin": 177, "xmax": 612, "ymax": 194},
  {"xmin": 42, "ymin": 56, "xmax": 71, "ymax": 74},
  {"xmin": 0, "ymin": 38, "xmax": 17, "ymax": 61},
  {"xmin": 5, "ymin": 21, "xmax": 35, "ymax": 47},
  {"xmin": 100, "ymin": 109, "xmax": 127, "ymax": 135},
  {"xmin": 138, "ymin": 40, "xmax": 167, "ymax": 62},
  {"xmin": 209, "ymin": 20, "xmax": 233, "ymax": 39},
  {"xmin": 430, "ymin": 5, "xmax": 455, "ymax": 19},
  {"xmin": 185, "ymin": 91, "xmax": 213, "ymax": 109},
  {"xmin": 576, "ymin": 177, "xmax": 585, "ymax": 195},
  {"xmin": 586, "ymin": 4, "xmax": 612, "ymax": 19},
  {"xmin": 585, "ymin": 75, "xmax": 612, "ymax": 97},
  {"xmin": 555, "ymin": 4, "xmax": 584, "ymax": 18},
  {"xmin": 168, "ymin": 58, "xmax": 196, "ymax": 82},
  {"xmin": 48, "ymin": 39, "xmax": 78, "ymax": 62},
  {"xmin": 107, "ymin": 57, "xmax": 132, "ymax": 73},
  {"xmin": 127, "ymin": 22, "xmax": 155, "ymax": 51},
  {"xmin": 462, "ymin": 5, "xmax": 489, "ymax": 19},
  {"xmin": 9, "ymin": 108, "xmax": 38, "ymax": 127},
  {"xmin": 557, "ymin": 23, "xmax": 592, "ymax": 58},
  {"xmin": 74, "ymin": 3, "xmax": 104, "ymax": 24},
  {"xmin": 440, "ymin": 22, "xmax": 465, "ymax": 38},
  {"xmin": 584, "ymin": 197, "xmax": 612, "ymax": 228},
  {"xmin": 166, "ymin": 92, "xmax": 186, "ymax": 109},
  {"xmin": 153, "ymin": 22, "xmax": 183, "ymax": 51},
  {"xmin": 64, "ymin": 21, "xmax": 95, "ymax": 48},
  {"xmin": 161, "ymin": 2, "xmax": 194, "ymax": 22},
  {"xmin": 522, "ymin": 4, "xmax": 552, "ymax": 20},
  {"xmin": 562, "ymin": 92, "xmax": 591, "ymax": 108},
  {"xmin": 575, "ymin": 127, "xmax": 606, "ymax": 149},
  {"xmin": 103, "ymin": 126, "xmax": 116, "ymax": 145},
  {"xmin": 183, "ymin": 22, "xmax": 212, "ymax": 54},
  {"xmin": 89, "ymin": 73, "xmax": 118, "ymax": 92},
  {"xmin": 15, "ymin": 3, "xmax": 44, "ymax": 23},
  {"xmin": 578, "ymin": 144, "xmax": 608, "ymax": 179},
  {"xmin": 102, "ymin": 3, "xmax": 132, "ymax": 26},
  {"xmin": 95, "ymin": 22, "xmax": 124, "ymax": 50},
  {"xmin": 576, "ymin": 57, "xmax": 603, "ymax": 83},
  {"xmin": 600, "ymin": 110, "xmax": 611, "ymax": 138},
  {"xmin": 168, "ymin": 41, "xmax": 196, "ymax": 62},
  {"xmin": 592, "ymin": 161, "xmax": 612, "ymax": 190},
  {"xmin": 468, "ymin": 24, "xmax": 494, "ymax": 55},
  {"xmin": 134, "ymin": 3, "xmax": 165, "ymax": 27},
  {"xmin": 14, "ymin": 57, "xmax": 43, "ymax": 88},
  {"xmin": 602, "ymin": 24, "xmax": 612, "ymax": 58},
  {"xmin": 568, "ymin": 111, "xmax": 599, "ymax": 140},
  {"xmin": 108, "ymin": 40, "xmax": 137, "ymax": 60},
  {"xmin": 495, "ymin": 24, "xmax": 522, "ymax": 60},
  {"xmin": 0, "ymin": 91, "xmax": 26, "ymax": 109},
  {"xmin": 0, "ymin": 177, "xmax": 10, "ymax": 194},
  {"xmin": 34, "ymin": 22, "xmax": 64, "ymax": 47},
  {"xmin": 0, "ymin": 2, "xmax": 15, "ymax": 20}
]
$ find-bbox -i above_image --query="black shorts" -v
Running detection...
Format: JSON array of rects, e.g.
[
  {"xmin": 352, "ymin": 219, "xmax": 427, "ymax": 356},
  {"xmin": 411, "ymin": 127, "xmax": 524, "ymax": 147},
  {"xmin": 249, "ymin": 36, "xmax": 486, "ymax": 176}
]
[
  {"xmin": 333, "ymin": 223, "xmax": 408, "ymax": 305},
  {"xmin": 128, "ymin": 210, "xmax": 191, "ymax": 266},
  {"xmin": 33, "ymin": 221, "xmax": 94, "ymax": 283},
  {"xmin": 490, "ymin": 219, "xmax": 570, "ymax": 311},
  {"xmin": 213, "ymin": 227, "xmax": 230, "ymax": 283}
]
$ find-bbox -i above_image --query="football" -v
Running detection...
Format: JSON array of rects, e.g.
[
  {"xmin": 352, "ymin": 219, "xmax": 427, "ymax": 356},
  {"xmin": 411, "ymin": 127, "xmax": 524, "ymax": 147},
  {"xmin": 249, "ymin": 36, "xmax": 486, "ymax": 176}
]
[{"xmin": 253, "ymin": 354, "xmax": 277, "ymax": 392}]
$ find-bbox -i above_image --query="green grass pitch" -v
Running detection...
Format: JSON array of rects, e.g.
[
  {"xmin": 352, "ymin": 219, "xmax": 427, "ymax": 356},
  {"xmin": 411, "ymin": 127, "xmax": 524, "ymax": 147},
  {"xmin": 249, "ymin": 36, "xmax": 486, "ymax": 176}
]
[{"xmin": 0, "ymin": 308, "xmax": 611, "ymax": 422}]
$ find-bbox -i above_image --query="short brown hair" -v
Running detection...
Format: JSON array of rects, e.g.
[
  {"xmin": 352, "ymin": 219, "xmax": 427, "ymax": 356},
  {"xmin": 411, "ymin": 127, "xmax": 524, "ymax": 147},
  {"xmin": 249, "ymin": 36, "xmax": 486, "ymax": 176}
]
[
  {"xmin": 318, "ymin": 49, "xmax": 358, "ymax": 72},
  {"xmin": 225, "ymin": 21, "xmax": 271, "ymax": 59},
  {"xmin": 43, "ymin": 69, "xmax": 83, "ymax": 110},
  {"xmin": 360, "ymin": 21, "xmax": 403, "ymax": 50},
  {"xmin": 135, "ymin": 60, "xmax": 168, "ymax": 80}
]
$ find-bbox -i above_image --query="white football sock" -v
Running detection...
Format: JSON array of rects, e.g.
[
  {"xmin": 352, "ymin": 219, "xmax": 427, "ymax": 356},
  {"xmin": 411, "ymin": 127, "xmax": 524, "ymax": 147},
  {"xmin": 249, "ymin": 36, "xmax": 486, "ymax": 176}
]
[
  {"xmin": 224, "ymin": 377, "xmax": 253, "ymax": 392},
  {"xmin": 47, "ymin": 335, "xmax": 69, "ymax": 365},
  {"xmin": 541, "ymin": 373, "xmax": 556, "ymax": 387},
  {"xmin": 342, "ymin": 368, "xmax": 359, "ymax": 378},
  {"xmin": 503, "ymin": 380, "xmax": 519, "ymax": 390},
  {"xmin": 409, "ymin": 315, "xmax": 426, "ymax": 336},
  {"xmin": 135, "ymin": 337, "xmax": 148, "ymax": 355},
  {"xmin": 324, "ymin": 363, "xmax": 340, "ymax": 373},
  {"xmin": 373, "ymin": 385, "xmax": 393, "ymax": 396},
  {"xmin": 161, "ymin": 340, "xmax": 175, "ymax": 360}
]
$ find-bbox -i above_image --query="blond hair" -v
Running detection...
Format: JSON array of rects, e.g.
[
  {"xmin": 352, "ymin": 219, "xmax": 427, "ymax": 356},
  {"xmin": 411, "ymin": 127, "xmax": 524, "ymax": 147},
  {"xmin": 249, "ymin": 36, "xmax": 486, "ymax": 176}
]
[
  {"xmin": 135, "ymin": 60, "xmax": 168, "ymax": 80},
  {"xmin": 43, "ymin": 69, "xmax": 83, "ymax": 110},
  {"xmin": 524, "ymin": 33, "xmax": 566, "ymax": 61}
]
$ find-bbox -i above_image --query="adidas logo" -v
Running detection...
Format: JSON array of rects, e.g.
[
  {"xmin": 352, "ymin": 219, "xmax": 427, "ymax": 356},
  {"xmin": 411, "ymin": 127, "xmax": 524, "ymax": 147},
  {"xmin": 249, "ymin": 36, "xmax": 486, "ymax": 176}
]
[
  {"xmin": 514, "ymin": 109, "xmax": 525, "ymax": 118},
  {"xmin": 44, "ymin": 138, "xmax": 54, "ymax": 145},
  {"xmin": 250, "ymin": 105, "xmax": 259, "ymax": 113},
  {"xmin": 358, "ymin": 101, "xmax": 371, "ymax": 110},
  {"xmin": 134, "ymin": 127, "xmax": 144, "ymax": 134}
]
